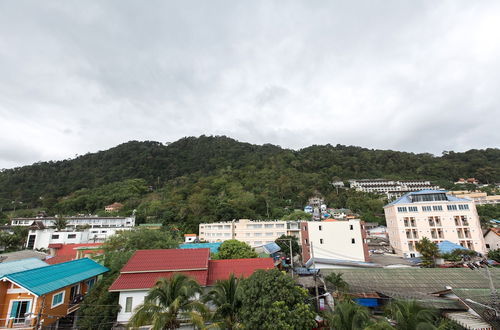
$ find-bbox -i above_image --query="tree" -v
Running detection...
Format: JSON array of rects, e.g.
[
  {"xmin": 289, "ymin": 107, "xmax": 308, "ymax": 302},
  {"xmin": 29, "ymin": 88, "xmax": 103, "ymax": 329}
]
[
  {"xmin": 202, "ymin": 273, "xmax": 242, "ymax": 329},
  {"xmin": 275, "ymin": 235, "xmax": 301, "ymax": 258},
  {"xmin": 238, "ymin": 269, "xmax": 316, "ymax": 330},
  {"xmin": 415, "ymin": 238, "xmax": 439, "ymax": 268},
  {"xmin": 325, "ymin": 272, "xmax": 349, "ymax": 297},
  {"xmin": 130, "ymin": 274, "xmax": 203, "ymax": 330},
  {"xmin": 324, "ymin": 301, "xmax": 372, "ymax": 330},
  {"xmin": 53, "ymin": 217, "xmax": 68, "ymax": 231},
  {"xmin": 281, "ymin": 210, "xmax": 312, "ymax": 221},
  {"xmin": 488, "ymin": 249, "xmax": 500, "ymax": 263},
  {"xmin": 385, "ymin": 300, "xmax": 437, "ymax": 330},
  {"xmin": 213, "ymin": 240, "xmax": 257, "ymax": 260}
]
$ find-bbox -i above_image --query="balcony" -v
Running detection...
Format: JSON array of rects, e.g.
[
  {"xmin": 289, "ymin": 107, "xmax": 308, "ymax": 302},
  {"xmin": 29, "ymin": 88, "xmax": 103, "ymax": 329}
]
[{"xmin": 68, "ymin": 294, "xmax": 84, "ymax": 314}]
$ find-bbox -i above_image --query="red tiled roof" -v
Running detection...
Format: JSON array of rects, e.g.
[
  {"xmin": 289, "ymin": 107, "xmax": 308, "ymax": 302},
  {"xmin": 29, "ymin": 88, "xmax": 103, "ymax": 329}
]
[
  {"xmin": 207, "ymin": 258, "xmax": 274, "ymax": 285},
  {"xmin": 184, "ymin": 234, "xmax": 197, "ymax": 237},
  {"xmin": 55, "ymin": 243, "xmax": 103, "ymax": 256},
  {"xmin": 45, "ymin": 255, "xmax": 73, "ymax": 265},
  {"xmin": 109, "ymin": 270, "xmax": 209, "ymax": 291},
  {"xmin": 121, "ymin": 248, "xmax": 210, "ymax": 273}
]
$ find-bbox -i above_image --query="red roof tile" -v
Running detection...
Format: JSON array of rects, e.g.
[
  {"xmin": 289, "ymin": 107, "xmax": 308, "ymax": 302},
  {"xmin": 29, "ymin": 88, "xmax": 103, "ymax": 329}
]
[
  {"xmin": 121, "ymin": 248, "xmax": 210, "ymax": 273},
  {"xmin": 45, "ymin": 255, "xmax": 73, "ymax": 265},
  {"xmin": 109, "ymin": 270, "xmax": 209, "ymax": 291},
  {"xmin": 207, "ymin": 258, "xmax": 274, "ymax": 285},
  {"xmin": 55, "ymin": 243, "xmax": 103, "ymax": 255}
]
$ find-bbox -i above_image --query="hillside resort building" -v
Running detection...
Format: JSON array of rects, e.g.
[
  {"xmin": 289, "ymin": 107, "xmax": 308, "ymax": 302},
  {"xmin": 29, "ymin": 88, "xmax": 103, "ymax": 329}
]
[{"xmin": 384, "ymin": 190, "xmax": 486, "ymax": 258}]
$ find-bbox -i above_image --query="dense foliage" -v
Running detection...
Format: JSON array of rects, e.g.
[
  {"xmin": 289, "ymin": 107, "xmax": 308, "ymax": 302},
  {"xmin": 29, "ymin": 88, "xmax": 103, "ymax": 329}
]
[
  {"xmin": 212, "ymin": 239, "xmax": 258, "ymax": 260},
  {"xmin": 237, "ymin": 269, "xmax": 316, "ymax": 329},
  {"xmin": 0, "ymin": 136, "xmax": 498, "ymax": 230},
  {"xmin": 415, "ymin": 238, "xmax": 439, "ymax": 268}
]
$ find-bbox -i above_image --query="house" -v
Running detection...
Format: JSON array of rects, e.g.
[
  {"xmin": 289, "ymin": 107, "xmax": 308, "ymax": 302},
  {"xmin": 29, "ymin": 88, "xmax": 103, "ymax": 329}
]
[
  {"xmin": 184, "ymin": 233, "xmax": 197, "ymax": 243},
  {"xmin": 0, "ymin": 258, "xmax": 108, "ymax": 329},
  {"xmin": 109, "ymin": 248, "xmax": 274, "ymax": 324},
  {"xmin": 484, "ymin": 228, "xmax": 500, "ymax": 251},
  {"xmin": 45, "ymin": 243, "xmax": 103, "ymax": 265},
  {"xmin": 105, "ymin": 202, "xmax": 124, "ymax": 212},
  {"xmin": 384, "ymin": 190, "xmax": 486, "ymax": 258}
]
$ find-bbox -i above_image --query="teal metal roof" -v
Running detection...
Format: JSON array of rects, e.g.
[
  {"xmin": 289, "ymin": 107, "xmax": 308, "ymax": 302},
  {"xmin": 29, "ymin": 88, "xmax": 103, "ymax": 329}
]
[
  {"xmin": 180, "ymin": 242, "xmax": 222, "ymax": 254},
  {"xmin": 4, "ymin": 258, "xmax": 108, "ymax": 296},
  {"xmin": 0, "ymin": 258, "xmax": 48, "ymax": 278}
]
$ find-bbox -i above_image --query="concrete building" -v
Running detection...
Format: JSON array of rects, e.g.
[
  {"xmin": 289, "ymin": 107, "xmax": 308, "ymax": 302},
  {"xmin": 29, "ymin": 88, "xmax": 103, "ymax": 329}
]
[
  {"xmin": 384, "ymin": 190, "xmax": 486, "ymax": 258},
  {"xmin": 300, "ymin": 219, "xmax": 369, "ymax": 264},
  {"xmin": 349, "ymin": 179, "xmax": 441, "ymax": 200},
  {"xmin": 448, "ymin": 191, "xmax": 500, "ymax": 205},
  {"xmin": 26, "ymin": 226, "xmax": 132, "ymax": 250},
  {"xmin": 10, "ymin": 215, "xmax": 135, "ymax": 228},
  {"xmin": 484, "ymin": 228, "xmax": 500, "ymax": 251},
  {"xmin": 199, "ymin": 219, "xmax": 298, "ymax": 247}
]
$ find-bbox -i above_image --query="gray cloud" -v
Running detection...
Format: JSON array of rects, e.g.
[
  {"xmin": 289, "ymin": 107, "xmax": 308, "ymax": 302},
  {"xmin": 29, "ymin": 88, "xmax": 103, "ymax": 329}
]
[{"xmin": 0, "ymin": 1, "xmax": 499, "ymax": 168}]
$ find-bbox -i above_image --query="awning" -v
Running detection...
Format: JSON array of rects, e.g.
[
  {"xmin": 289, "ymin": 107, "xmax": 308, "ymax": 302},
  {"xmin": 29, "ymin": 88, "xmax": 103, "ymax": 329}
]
[{"xmin": 48, "ymin": 243, "xmax": 63, "ymax": 249}]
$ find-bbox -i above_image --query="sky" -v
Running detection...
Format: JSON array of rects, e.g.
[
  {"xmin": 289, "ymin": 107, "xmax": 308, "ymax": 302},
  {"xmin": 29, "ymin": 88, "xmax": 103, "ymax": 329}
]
[{"xmin": 1, "ymin": 1, "xmax": 499, "ymax": 169}]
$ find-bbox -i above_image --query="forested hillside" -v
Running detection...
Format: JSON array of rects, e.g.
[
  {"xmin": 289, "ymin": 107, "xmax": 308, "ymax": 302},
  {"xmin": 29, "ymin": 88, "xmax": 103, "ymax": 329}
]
[{"xmin": 0, "ymin": 136, "xmax": 498, "ymax": 230}]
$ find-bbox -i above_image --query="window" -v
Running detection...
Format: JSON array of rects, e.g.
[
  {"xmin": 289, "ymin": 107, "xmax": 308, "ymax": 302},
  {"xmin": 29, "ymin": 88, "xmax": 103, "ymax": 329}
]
[
  {"xmin": 403, "ymin": 218, "xmax": 409, "ymax": 227},
  {"xmin": 447, "ymin": 205, "xmax": 458, "ymax": 211},
  {"xmin": 351, "ymin": 238, "xmax": 356, "ymax": 244},
  {"xmin": 52, "ymin": 291, "xmax": 65, "ymax": 308},
  {"xmin": 252, "ymin": 224, "xmax": 262, "ymax": 229},
  {"xmin": 486, "ymin": 244, "xmax": 491, "ymax": 249},
  {"xmin": 51, "ymin": 234, "xmax": 59, "ymax": 239},
  {"xmin": 277, "ymin": 232, "xmax": 285, "ymax": 236},
  {"xmin": 349, "ymin": 225, "xmax": 353, "ymax": 230},
  {"xmin": 397, "ymin": 207, "xmax": 408, "ymax": 213},
  {"xmin": 408, "ymin": 206, "xmax": 418, "ymax": 212},
  {"xmin": 70, "ymin": 284, "xmax": 80, "ymax": 302},
  {"xmin": 265, "ymin": 232, "xmax": 273, "ymax": 236},
  {"xmin": 10, "ymin": 301, "xmax": 30, "ymax": 324},
  {"xmin": 125, "ymin": 297, "xmax": 133, "ymax": 313},
  {"xmin": 254, "ymin": 241, "xmax": 262, "ymax": 245},
  {"xmin": 432, "ymin": 205, "xmax": 443, "ymax": 211},
  {"xmin": 67, "ymin": 234, "xmax": 77, "ymax": 239},
  {"xmin": 305, "ymin": 239, "xmax": 308, "ymax": 244},
  {"xmin": 224, "ymin": 225, "xmax": 231, "ymax": 229},
  {"xmin": 86, "ymin": 278, "xmax": 95, "ymax": 292},
  {"xmin": 254, "ymin": 233, "xmax": 262, "ymax": 237},
  {"xmin": 422, "ymin": 206, "xmax": 432, "ymax": 212},
  {"xmin": 319, "ymin": 225, "xmax": 322, "ymax": 231},
  {"xmin": 320, "ymin": 239, "xmax": 324, "ymax": 244},
  {"xmin": 458, "ymin": 204, "xmax": 469, "ymax": 210},
  {"xmin": 276, "ymin": 224, "xmax": 285, "ymax": 229},
  {"xmin": 224, "ymin": 233, "xmax": 230, "ymax": 237},
  {"xmin": 264, "ymin": 224, "xmax": 274, "ymax": 228},
  {"xmin": 246, "ymin": 233, "xmax": 251, "ymax": 237}
]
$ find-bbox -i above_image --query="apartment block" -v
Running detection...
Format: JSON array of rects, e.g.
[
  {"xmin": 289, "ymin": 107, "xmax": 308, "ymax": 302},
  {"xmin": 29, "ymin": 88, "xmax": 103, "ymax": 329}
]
[
  {"xmin": 199, "ymin": 219, "xmax": 299, "ymax": 247},
  {"xmin": 10, "ymin": 215, "xmax": 135, "ymax": 228},
  {"xmin": 349, "ymin": 179, "xmax": 441, "ymax": 200},
  {"xmin": 384, "ymin": 190, "xmax": 486, "ymax": 258}
]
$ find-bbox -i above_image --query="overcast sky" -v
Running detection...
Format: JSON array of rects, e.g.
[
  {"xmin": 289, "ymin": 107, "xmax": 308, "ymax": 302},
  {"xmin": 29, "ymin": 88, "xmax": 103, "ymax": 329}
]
[{"xmin": 1, "ymin": 1, "xmax": 499, "ymax": 169}]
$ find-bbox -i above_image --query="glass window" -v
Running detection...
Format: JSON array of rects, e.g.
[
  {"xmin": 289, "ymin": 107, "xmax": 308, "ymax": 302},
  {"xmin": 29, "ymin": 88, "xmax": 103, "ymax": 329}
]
[
  {"xmin": 319, "ymin": 225, "xmax": 322, "ymax": 231},
  {"xmin": 254, "ymin": 233, "xmax": 262, "ymax": 237},
  {"xmin": 125, "ymin": 297, "xmax": 133, "ymax": 313},
  {"xmin": 276, "ymin": 224, "xmax": 285, "ymax": 229},
  {"xmin": 397, "ymin": 207, "xmax": 408, "ymax": 213},
  {"xmin": 86, "ymin": 278, "xmax": 95, "ymax": 292},
  {"xmin": 458, "ymin": 204, "xmax": 469, "ymax": 210},
  {"xmin": 51, "ymin": 234, "xmax": 59, "ymax": 239},
  {"xmin": 447, "ymin": 205, "xmax": 458, "ymax": 211},
  {"xmin": 320, "ymin": 239, "xmax": 324, "ymax": 244},
  {"xmin": 349, "ymin": 225, "xmax": 353, "ymax": 230},
  {"xmin": 67, "ymin": 234, "xmax": 77, "ymax": 239},
  {"xmin": 351, "ymin": 238, "xmax": 356, "ymax": 244},
  {"xmin": 408, "ymin": 206, "xmax": 418, "ymax": 212},
  {"xmin": 52, "ymin": 291, "xmax": 65, "ymax": 308},
  {"xmin": 432, "ymin": 205, "xmax": 443, "ymax": 211},
  {"xmin": 264, "ymin": 224, "xmax": 274, "ymax": 228}
]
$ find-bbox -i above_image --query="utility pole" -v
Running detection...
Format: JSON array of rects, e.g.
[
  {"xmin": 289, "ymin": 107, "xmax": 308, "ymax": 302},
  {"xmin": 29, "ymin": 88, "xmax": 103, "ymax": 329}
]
[
  {"xmin": 288, "ymin": 239, "xmax": 294, "ymax": 277},
  {"xmin": 310, "ymin": 242, "xmax": 320, "ymax": 310},
  {"xmin": 35, "ymin": 297, "xmax": 45, "ymax": 330}
]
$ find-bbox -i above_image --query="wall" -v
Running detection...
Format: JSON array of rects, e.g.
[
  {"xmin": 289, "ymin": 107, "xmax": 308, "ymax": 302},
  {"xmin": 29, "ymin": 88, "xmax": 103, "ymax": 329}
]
[
  {"xmin": 484, "ymin": 232, "xmax": 500, "ymax": 251},
  {"xmin": 116, "ymin": 290, "xmax": 147, "ymax": 323}
]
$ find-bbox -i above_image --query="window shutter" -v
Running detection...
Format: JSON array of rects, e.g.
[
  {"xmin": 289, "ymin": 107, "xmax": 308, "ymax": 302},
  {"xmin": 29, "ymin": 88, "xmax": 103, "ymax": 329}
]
[{"xmin": 10, "ymin": 301, "xmax": 19, "ymax": 318}]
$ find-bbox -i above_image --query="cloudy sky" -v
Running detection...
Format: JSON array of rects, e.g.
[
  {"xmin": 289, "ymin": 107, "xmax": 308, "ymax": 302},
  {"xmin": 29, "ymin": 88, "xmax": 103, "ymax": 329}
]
[{"xmin": 1, "ymin": 1, "xmax": 499, "ymax": 169}]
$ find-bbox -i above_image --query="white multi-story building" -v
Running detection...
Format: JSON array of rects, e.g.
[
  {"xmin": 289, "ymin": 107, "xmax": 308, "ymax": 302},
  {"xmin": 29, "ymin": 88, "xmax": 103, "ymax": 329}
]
[
  {"xmin": 199, "ymin": 219, "xmax": 298, "ymax": 247},
  {"xmin": 448, "ymin": 191, "xmax": 500, "ymax": 205},
  {"xmin": 384, "ymin": 190, "xmax": 486, "ymax": 258},
  {"xmin": 26, "ymin": 226, "xmax": 133, "ymax": 249},
  {"xmin": 349, "ymin": 179, "xmax": 441, "ymax": 200},
  {"xmin": 11, "ymin": 215, "xmax": 135, "ymax": 228}
]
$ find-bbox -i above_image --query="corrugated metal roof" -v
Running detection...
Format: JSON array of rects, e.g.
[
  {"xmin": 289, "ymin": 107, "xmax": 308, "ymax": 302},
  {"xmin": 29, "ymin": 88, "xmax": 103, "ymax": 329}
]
[
  {"xmin": 4, "ymin": 258, "xmax": 108, "ymax": 296},
  {"xmin": 109, "ymin": 270, "xmax": 209, "ymax": 291},
  {"xmin": 179, "ymin": 243, "xmax": 222, "ymax": 254},
  {"xmin": 262, "ymin": 242, "xmax": 281, "ymax": 255},
  {"xmin": 438, "ymin": 241, "xmax": 470, "ymax": 254},
  {"xmin": 453, "ymin": 288, "xmax": 500, "ymax": 329},
  {"xmin": 0, "ymin": 258, "xmax": 48, "ymax": 277},
  {"xmin": 121, "ymin": 248, "xmax": 210, "ymax": 272},
  {"xmin": 207, "ymin": 258, "xmax": 274, "ymax": 285}
]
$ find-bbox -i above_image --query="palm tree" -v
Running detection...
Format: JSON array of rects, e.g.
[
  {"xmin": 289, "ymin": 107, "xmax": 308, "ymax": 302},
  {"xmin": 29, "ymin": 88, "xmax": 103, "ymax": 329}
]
[
  {"xmin": 385, "ymin": 300, "xmax": 438, "ymax": 330},
  {"xmin": 325, "ymin": 301, "xmax": 372, "ymax": 330},
  {"xmin": 130, "ymin": 274, "xmax": 203, "ymax": 330},
  {"xmin": 202, "ymin": 273, "xmax": 242, "ymax": 330},
  {"xmin": 415, "ymin": 238, "xmax": 439, "ymax": 268},
  {"xmin": 53, "ymin": 217, "xmax": 68, "ymax": 231}
]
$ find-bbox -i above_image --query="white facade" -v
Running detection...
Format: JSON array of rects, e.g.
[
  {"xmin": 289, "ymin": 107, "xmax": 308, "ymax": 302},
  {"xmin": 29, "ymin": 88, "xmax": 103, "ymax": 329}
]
[
  {"xmin": 349, "ymin": 179, "xmax": 441, "ymax": 200},
  {"xmin": 26, "ymin": 227, "xmax": 132, "ymax": 249},
  {"xmin": 384, "ymin": 191, "xmax": 487, "ymax": 258},
  {"xmin": 199, "ymin": 219, "xmax": 297, "ymax": 247},
  {"xmin": 116, "ymin": 290, "xmax": 147, "ymax": 323},
  {"xmin": 367, "ymin": 226, "xmax": 388, "ymax": 238},
  {"xmin": 301, "ymin": 220, "xmax": 368, "ymax": 262},
  {"xmin": 484, "ymin": 229, "xmax": 500, "ymax": 251},
  {"xmin": 11, "ymin": 216, "xmax": 135, "ymax": 228}
]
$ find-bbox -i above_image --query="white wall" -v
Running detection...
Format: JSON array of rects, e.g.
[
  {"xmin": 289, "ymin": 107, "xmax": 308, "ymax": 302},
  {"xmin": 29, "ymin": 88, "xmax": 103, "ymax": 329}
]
[
  {"xmin": 116, "ymin": 291, "xmax": 147, "ymax": 323},
  {"xmin": 307, "ymin": 220, "xmax": 366, "ymax": 261},
  {"xmin": 28, "ymin": 227, "xmax": 132, "ymax": 249},
  {"xmin": 484, "ymin": 232, "xmax": 500, "ymax": 251}
]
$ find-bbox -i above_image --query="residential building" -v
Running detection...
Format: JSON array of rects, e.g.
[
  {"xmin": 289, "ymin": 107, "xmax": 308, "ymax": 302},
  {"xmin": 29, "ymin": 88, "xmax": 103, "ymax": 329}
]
[
  {"xmin": 448, "ymin": 190, "xmax": 500, "ymax": 205},
  {"xmin": 327, "ymin": 208, "xmax": 355, "ymax": 220},
  {"xmin": 366, "ymin": 226, "xmax": 388, "ymax": 238},
  {"xmin": 45, "ymin": 243, "xmax": 103, "ymax": 265},
  {"xmin": 199, "ymin": 219, "xmax": 297, "ymax": 247},
  {"xmin": 300, "ymin": 219, "xmax": 369, "ymax": 264},
  {"xmin": 26, "ymin": 226, "xmax": 132, "ymax": 250},
  {"xmin": 109, "ymin": 248, "xmax": 274, "ymax": 324},
  {"xmin": 384, "ymin": 190, "xmax": 487, "ymax": 258},
  {"xmin": 349, "ymin": 179, "xmax": 441, "ymax": 200},
  {"xmin": 184, "ymin": 234, "xmax": 197, "ymax": 243},
  {"xmin": 0, "ymin": 258, "xmax": 108, "ymax": 329},
  {"xmin": 10, "ymin": 215, "xmax": 135, "ymax": 228},
  {"xmin": 105, "ymin": 202, "xmax": 124, "ymax": 212},
  {"xmin": 484, "ymin": 228, "xmax": 500, "ymax": 251}
]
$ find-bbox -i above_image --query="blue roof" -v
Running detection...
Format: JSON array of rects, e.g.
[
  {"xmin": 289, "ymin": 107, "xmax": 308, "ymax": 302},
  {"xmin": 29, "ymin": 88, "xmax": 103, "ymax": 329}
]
[
  {"xmin": 180, "ymin": 242, "xmax": 222, "ymax": 254},
  {"xmin": 437, "ymin": 240, "xmax": 470, "ymax": 254},
  {"xmin": 0, "ymin": 258, "xmax": 48, "ymax": 278},
  {"xmin": 4, "ymin": 258, "xmax": 108, "ymax": 296},
  {"xmin": 385, "ymin": 190, "xmax": 470, "ymax": 207},
  {"xmin": 262, "ymin": 242, "xmax": 281, "ymax": 255}
]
